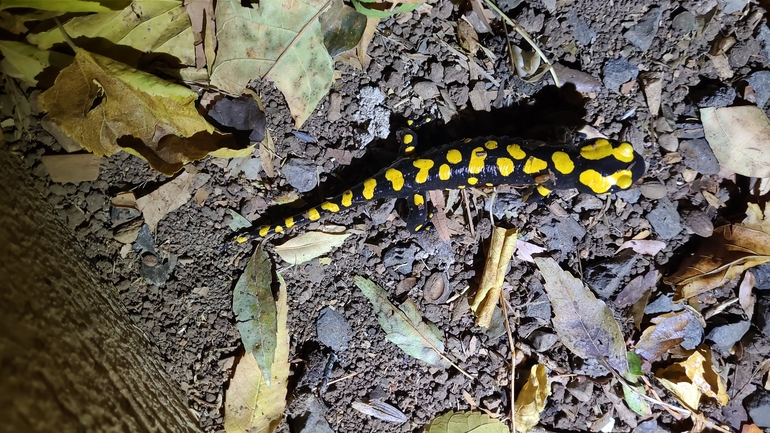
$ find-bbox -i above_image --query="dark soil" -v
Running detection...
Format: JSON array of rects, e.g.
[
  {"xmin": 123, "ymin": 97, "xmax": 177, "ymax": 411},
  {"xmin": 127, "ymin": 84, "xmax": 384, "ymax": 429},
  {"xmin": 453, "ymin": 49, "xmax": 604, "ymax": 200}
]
[{"xmin": 8, "ymin": 0, "xmax": 770, "ymax": 432}]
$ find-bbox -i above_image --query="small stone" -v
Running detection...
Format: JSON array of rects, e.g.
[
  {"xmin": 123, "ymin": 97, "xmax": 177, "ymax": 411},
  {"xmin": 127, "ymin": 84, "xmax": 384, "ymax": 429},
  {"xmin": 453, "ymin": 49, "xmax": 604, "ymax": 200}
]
[
  {"xmin": 412, "ymin": 81, "xmax": 441, "ymax": 100},
  {"xmin": 745, "ymin": 390, "xmax": 770, "ymax": 428},
  {"xmin": 647, "ymin": 199, "xmax": 682, "ymax": 240},
  {"xmin": 623, "ymin": 6, "xmax": 663, "ymax": 51},
  {"xmin": 427, "ymin": 62, "xmax": 444, "ymax": 83},
  {"xmin": 683, "ymin": 211, "xmax": 714, "ymax": 237},
  {"xmin": 85, "ymin": 192, "xmax": 106, "ymax": 213},
  {"xmin": 281, "ymin": 158, "xmax": 317, "ymax": 193},
  {"xmin": 748, "ymin": 71, "xmax": 770, "ymax": 108},
  {"xmin": 603, "ymin": 58, "xmax": 639, "ymax": 92},
  {"xmin": 707, "ymin": 320, "xmax": 750, "ymax": 352},
  {"xmin": 679, "ymin": 139, "xmax": 721, "ymax": 175},
  {"xmin": 672, "ymin": 11, "xmax": 697, "ymax": 34},
  {"xmin": 640, "ymin": 182, "xmax": 668, "ymax": 200},
  {"xmin": 658, "ymin": 133, "xmax": 678, "ymax": 152},
  {"xmin": 316, "ymin": 307, "xmax": 352, "ymax": 352}
]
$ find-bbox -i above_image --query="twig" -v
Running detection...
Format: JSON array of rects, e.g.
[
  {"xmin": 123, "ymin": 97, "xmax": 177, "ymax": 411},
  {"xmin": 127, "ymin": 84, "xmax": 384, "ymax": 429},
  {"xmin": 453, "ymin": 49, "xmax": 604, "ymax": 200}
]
[{"xmin": 481, "ymin": 0, "xmax": 560, "ymax": 87}]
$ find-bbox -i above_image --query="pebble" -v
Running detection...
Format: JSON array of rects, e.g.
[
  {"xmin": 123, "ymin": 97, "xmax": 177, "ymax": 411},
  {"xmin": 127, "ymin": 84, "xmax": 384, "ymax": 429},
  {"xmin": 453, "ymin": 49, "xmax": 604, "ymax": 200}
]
[
  {"xmin": 316, "ymin": 307, "xmax": 352, "ymax": 352},
  {"xmin": 647, "ymin": 199, "xmax": 682, "ymax": 240},
  {"xmin": 672, "ymin": 11, "xmax": 697, "ymax": 34},
  {"xmin": 632, "ymin": 419, "xmax": 671, "ymax": 433},
  {"xmin": 412, "ymin": 81, "xmax": 441, "ymax": 100},
  {"xmin": 679, "ymin": 139, "xmax": 721, "ymax": 175},
  {"xmin": 683, "ymin": 210, "xmax": 714, "ymax": 237},
  {"xmin": 85, "ymin": 192, "xmax": 106, "ymax": 213},
  {"xmin": 64, "ymin": 205, "xmax": 86, "ymax": 229},
  {"xmin": 602, "ymin": 58, "xmax": 639, "ymax": 92},
  {"xmin": 720, "ymin": 0, "xmax": 749, "ymax": 14},
  {"xmin": 657, "ymin": 133, "xmax": 678, "ymax": 152},
  {"xmin": 745, "ymin": 390, "xmax": 770, "ymax": 428},
  {"xmin": 623, "ymin": 6, "xmax": 663, "ymax": 51},
  {"xmin": 427, "ymin": 62, "xmax": 444, "ymax": 84},
  {"xmin": 281, "ymin": 158, "xmax": 317, "ymax": 193},
  {"xmin": 748, "ymin": 71, "xmax": 770, "ymax": 108},
  {"xmin": 691, "ymin": 85, "xmax": 736, "ymax": 108},
  {"xmin": 707, "ymin": 320, "xmax": 751, "ymax": 352},
  {"xmin": 570, "ymin": 13, "xmax": 596, "ymax": 46},
  {"xmin": 640, "ymin": 182, "xmax": 668, "ymax": 200}
]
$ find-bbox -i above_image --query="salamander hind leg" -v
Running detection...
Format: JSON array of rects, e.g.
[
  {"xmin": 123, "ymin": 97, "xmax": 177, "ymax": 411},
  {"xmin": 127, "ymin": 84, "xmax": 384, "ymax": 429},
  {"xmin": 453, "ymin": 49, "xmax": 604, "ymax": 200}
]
[{"xmin": 405, "ymin": 192, "xmax": 434, "ymax": 232}]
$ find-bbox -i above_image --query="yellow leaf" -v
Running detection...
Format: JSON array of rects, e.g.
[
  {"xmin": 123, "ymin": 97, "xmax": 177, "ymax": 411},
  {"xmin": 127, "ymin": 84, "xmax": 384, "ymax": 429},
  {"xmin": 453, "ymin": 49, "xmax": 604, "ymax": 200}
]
[
  {"xmin": 224, "ymin": 274, "xmax": 289, "ymax": 433},
  {"xmin": 471, "ymin": 227, "xmax": 517, "ymax": 327},
  {"xmin": 655, "ymin": 345, "xmax": 728, "ymax": 410},
  {"xmin": 425, "ymin": 410, "xmax": 509, "ymax": 433},
  {"xmin": 210, "ymin": 0, "xmax": 334, "ymax": 128},
  {"xmin": 274, "ymin": 231, "xmax": 350, "ymax": 265},
  {"xmin": 743, "ymin": 202, "xmax": 770, "ymax": 235},
  {"xmin": 0, "ymin": 0, "xmax": 130, "ymax": 12},
  {"xmin": 701, "ymin": 106, "xmax": 770, "ymax": 178},
  {"xmin": 0, "ymin": 40, "xmax": 72, "ymax": 86},
  {"xmin": 514, "ymin": 364, "xmax": 551, "ymax": 432}
]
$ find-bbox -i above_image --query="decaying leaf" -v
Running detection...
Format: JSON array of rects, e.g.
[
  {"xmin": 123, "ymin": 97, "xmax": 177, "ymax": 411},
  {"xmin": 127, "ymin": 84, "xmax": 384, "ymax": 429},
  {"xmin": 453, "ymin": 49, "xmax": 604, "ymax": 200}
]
[
  {"xmin": 655, "ymin": 345, "xmax": 728, "ymax": 410},
  {"xmin": 701, "ymin": 106, "xmax": 770, "ymax": 178},
  {"xmin": 40, "ymin": 48, "xmax": 244, "ymax": 175},
  {"xmin": 232, "ymin": 245, "xmax": 276, "ymax": 383},
  {"xmin": 354, "ymin": 276, "xmax": 450, "ymax": 367},
  {"xmin": 665, "ymin": 224, "xmax": 770, "ymax": 300},
  {"xmin": 28, "ymin": 0, "xmax": 196, "ymax": 66},
  {"xmin": 535, "ymin": 257, "xmax": 628, "ymax": 372},
  {"xmin": 210, "ymin": 0, "xmax": 334, "ymax": 128},
  {"xmin": 514, "ymin": 364, "xmax": 551, "ymax": 432},
  {"xmin": 620, "ymin": 352, "xmax": 651, "ymax": 417},
  {"xmin": 320, "ymin": 0, "xmax": 367, "ymax": 57},
  {"xmin": 0, "ymin": 41, "xmax": 72, "ymax": 86},
  {"xmin": 135, "ymin": 171, "xmax": 195, "ymax": 232},
  {"xmin": 224, "ymin": 271, "xmax": 289, "ymax": 433},
  {"xmin": 510, "ymin": 45, "xmax": 550, "ymax": 83},
  {"xmin": 274, "ymin": 231, "xmax": 351, "ymax": 265},
  {"xmin": 350, "ymin": 400, "xmax": 407, "ymax": 423},
  {"xmin": 515, "ymin": 239, "xmax": 546, "ymax": 263},
  {"xmin": 350, "ymin": 0, "xmax": 422, "ymax": 19},
  {"xmin": 0, "ymin": 0, "xmax": 131, "ymax": 12},
  {"xmin": 739, "ymin": 271, "xmax": 755, "ymax": 320},
  {"xmin": 41, "ymin": 154, "xmax": 102, "ymax": 183},
  {"xmin": 616, "ymin": 239, "xmax": 666, "ymax": 256},
  {"xmin": 471, "ymin": 227, "xmax": 517, "ymax": 327},
  {"xmin": 425, "ymin": 410, "xmax": 509, "ymax": 433},
  {"xmin": 635, "ymin": 310, "xmax": 702, "ymax": 366}
]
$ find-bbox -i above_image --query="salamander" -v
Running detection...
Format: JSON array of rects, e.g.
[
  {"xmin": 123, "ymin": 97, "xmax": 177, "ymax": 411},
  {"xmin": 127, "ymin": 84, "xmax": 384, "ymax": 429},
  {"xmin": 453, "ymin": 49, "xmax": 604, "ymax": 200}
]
[{"xmin": 256, "ymin": 134, "xmax": 645, "ymax": 237}]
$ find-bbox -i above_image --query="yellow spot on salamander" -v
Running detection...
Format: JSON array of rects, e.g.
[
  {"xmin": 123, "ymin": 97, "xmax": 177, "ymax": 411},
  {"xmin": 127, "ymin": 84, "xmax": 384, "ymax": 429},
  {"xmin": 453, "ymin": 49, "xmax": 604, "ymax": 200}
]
[
  {"xmin": 580, "ymin": 139, "xmax": 635, "ymax": 163},
  {"xmin": 468, "ymin": 147, "xmax": 486, "ymax": 174},
  {"xmin": 307, "ymin": 208, "xmax": 321, "ymax": 221},
  {"xmin": 537, "ymin": 185, "xmax": 552, "ymax": 196},
  {"xmin": 468, "ymin": 177, "xmax": 478, "ymax": 185},
  {"xmin": 484, "ymin": 140, "xmax": 498, "ymax": 150},
  {"xmin": 404, "ymin": 146, "xmax": 416, "ymax": 155},
  {"xmin": 551, "ymin": 151, "xmax": 574, "ymax": 174},
  {"xmin": 275, "ymin": 226, "xmax": 284, "ymax": 233},
  {"xmin": 415, "ymin": 224, "xmax": 423, "ymax": 231},
  {"xmin": 402, "ymin": 134, "xmax": 413, "ymax": 144},
  {"xmin": 458, "ymin": 185, "xmax": 466, "ymax": 189},
  {"xmin": 486, "ymin": 183, "xmax": 493, "ymax": 186},
  {"xmin": 341, "ymin": 190, "xmax": 353, "ymax": 207},
  {"xmin": 285, "ymin": 217, "xmax": 295, "ymax": 228},
  {"xmin": 579, "ymin": 169, "xmax": 634, "ymax": 193},
  {"xmin": 321, "ymin": 201, "xmax": 340, "ymax": 212},
  {"xmin": 413, "ymin": 194, "xmax": 424, "ymax": 206},
  {"xmin": 259, "ymin": 226, "xmax": 270, "ymax": 237},
  {"xmin": 413, "ymin": 159, "xmax": 434, "ymax": 184},
  {"xmin": 362, "ymin": 178, "xmax": 377, "ymax": 199},
  {"xmin": 523, "ymin": 156, "xmax": 547, "ymax": 174},
  {"xmin": 446, "ymin": 149, "xmax": 462, "ymax": 164},
  {"xmin": 439, "ymin": 164, "xmax": 451, "ymax": 180},
  {"xmin": 407, "ymin": 119, "xmax": 414, "ymax": 126},
  {"xmin": 237, "ymin": 235, "xmax": 248, "ymax": 243},
  {"xmin": 496, "ymin": 157, "xmax": 514, "ymax": 176},
  {"xmin": 507, "ymin": 144, "xmax": 527, "ymax": 160},
  {"xmin": 385, "ymin": 168, "xmax": 404, "ymax": 191}
]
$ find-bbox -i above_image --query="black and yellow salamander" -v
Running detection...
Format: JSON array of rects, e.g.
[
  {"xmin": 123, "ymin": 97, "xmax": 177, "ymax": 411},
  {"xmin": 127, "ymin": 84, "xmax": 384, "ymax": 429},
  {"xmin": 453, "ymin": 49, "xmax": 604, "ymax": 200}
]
[{"xmin": 256, "ymin": 135, "xmax": 645, "ymax": 237}]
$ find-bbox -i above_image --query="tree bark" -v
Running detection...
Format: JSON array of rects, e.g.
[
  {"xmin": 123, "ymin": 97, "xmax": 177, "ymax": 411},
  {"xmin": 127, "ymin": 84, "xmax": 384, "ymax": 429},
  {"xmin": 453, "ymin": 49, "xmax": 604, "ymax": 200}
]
[{"xmin": 0, "ymin": 149, "xmax": 202, "ymax": 433}]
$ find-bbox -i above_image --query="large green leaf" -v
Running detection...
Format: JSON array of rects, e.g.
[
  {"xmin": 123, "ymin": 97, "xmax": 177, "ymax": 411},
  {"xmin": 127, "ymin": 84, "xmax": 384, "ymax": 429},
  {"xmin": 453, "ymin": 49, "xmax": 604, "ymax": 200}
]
[
  {"xmin": 210, "ymin": 0, "xmax": 334, "ymax": 128},
  {"xmin": 0, "ymin": 0, "xmax": 131, "ymax": 12}
]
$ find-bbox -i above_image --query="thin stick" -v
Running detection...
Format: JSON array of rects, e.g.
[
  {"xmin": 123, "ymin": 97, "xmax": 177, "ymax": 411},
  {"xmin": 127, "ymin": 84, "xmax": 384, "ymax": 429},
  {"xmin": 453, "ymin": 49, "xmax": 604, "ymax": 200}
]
[{"xmin": 481, "ymin": 0, "xmax": 561, "ymax": 87}]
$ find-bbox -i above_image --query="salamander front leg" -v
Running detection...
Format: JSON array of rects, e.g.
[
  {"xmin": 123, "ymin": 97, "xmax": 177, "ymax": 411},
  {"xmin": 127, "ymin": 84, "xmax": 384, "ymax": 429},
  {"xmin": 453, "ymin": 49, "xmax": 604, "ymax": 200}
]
[{"xmin": 405, "ymin": 192, "xmax": 434, "ymax": 232}]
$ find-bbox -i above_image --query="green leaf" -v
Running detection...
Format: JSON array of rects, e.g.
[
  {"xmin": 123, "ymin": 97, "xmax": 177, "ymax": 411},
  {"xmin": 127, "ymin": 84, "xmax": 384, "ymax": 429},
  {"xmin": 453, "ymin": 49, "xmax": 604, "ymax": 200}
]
[
  {"xmin": 320, "ymin": 0, "xmax": 366, "ymax": 57},
  {"xmin": 210, "ymin": 0, "xmax": 334, "ymax": 128},
  {"xmin": 0, "ymin": 40, "xmax": 72, "ymax": 86},
  {"xmin": 425, "ymin": 410, "xmax": 509, "ymax": 433},
  {"xmin": 232, "ymin": 245, "xmax": 277, "ymax": 385},
  {"xmin": 621, "ymin": 382, "xmax": 651, "ymax": 417},
  {"xmin": 228, "ymin": 209, "xmax": 253, "ymax": 231},
  {"xmin": 627, "ymin": 351, "xmax": 643, "ymax": 376},
  {"xmin": 351, "ymin": 0, "xmax": 421, "ymax": 19},
  {"xmin": 0, "ymin": 0, "xmax": 131, "ymax": 12},
  {"xmin": 354, "ymin": 276, "xmax": 449, "ymax": 367}
]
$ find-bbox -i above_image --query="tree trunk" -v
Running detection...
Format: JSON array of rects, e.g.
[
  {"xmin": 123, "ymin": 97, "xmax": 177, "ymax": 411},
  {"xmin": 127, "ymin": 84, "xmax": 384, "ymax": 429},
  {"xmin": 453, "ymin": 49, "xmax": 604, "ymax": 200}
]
[{"xmin": 0, "ymin": 149, "xmax": 202, "ymax": 433}]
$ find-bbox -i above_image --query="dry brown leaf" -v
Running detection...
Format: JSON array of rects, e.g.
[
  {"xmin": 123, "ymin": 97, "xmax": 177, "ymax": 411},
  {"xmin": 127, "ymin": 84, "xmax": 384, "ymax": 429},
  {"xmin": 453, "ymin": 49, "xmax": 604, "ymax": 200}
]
[
  {"xmin": 655, "ymin": 345, "xmax": 728, "ymax": 411},
  {"xmin": 616, "ymin": 270, "xmax": 658, "ymax": 308},
  {"xmin": 356, "ymin": 17, "xmax": 379, "ymax": 68},
  {"xmin": 274, "ymin": 231, "xmax": 351, "ymax": 265},
  {"xmin": 183, "ymin": 0, "xmax": 216, "ymax": 69},
  {"xmin": 457, "ymin": 18, "xmax": 479, "ymax": 56},
  {"xmin": 514, "ymin": 364, "xmax": 551, "ymax": 432},
  {"xmin": 535, "ymin": 257, "xmax": 628, "ymax": 372},
  {"xmin": 635, "ymin": 310, "xmax": 700, "ymax": 365},
  {"xmin": 41, "ymin": 154, "xmax": 102, "ymax": 183},
  {"xmin": 641, "ymin": 72, "xmax": 662, "ymax": 116},
  {"xmin": 743, "ymin": 202, "xmax": 770, "ymax": 234},
  {"xmin": 515, "ymin": 239, "xmax": 546, "ymax": 263},
  {"xmin": 665, "ymin": 224, "xmax": 770, "ymax": 300},
  {"xmin": 471, "ymin": 227, "xmax": 517, "ymax": 327},
  {"xmin": 739, "ymin": 271, "xmax": 755, "ymax": 320},
  {"xmin": 701, "ymin": 106, "xmax": 770, "ymax": 178},
  {"xmin": 111, "ymin": 191, "xmax": 137, "ymax": 209},
  {"xmin": 136, "ymin": 171, "xmax": 195, "ymax": 232},
  {"xmin": 616, "ymin": 239, "xmax": 666, "ymax": 256}
]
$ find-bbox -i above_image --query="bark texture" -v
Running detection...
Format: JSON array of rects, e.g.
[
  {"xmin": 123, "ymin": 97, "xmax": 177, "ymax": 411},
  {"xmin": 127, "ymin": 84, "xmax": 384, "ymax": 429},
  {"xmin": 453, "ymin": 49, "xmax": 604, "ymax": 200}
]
[{"xmin": 0, "ymin": 149, "xmax": 202, "ymax": 433}]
